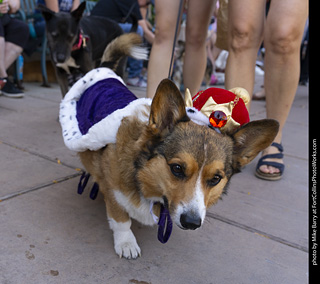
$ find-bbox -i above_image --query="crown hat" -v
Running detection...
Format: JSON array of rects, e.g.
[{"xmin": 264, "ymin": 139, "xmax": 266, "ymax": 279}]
[{"xmin": 185, "ymin": 87, "xmax": 250, "ymax": 133}]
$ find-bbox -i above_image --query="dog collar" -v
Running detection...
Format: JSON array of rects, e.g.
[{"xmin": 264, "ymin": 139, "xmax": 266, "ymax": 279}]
[
  {"xmin": 72, "ymin": 29, "xmax": 89, "ymax": 51},
  {"xmin": 150, "ymin": 202, "xmax": 173, "ymax": 244}
]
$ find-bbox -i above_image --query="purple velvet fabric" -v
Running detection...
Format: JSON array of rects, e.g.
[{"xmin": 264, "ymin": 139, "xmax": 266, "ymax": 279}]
[{"xmin": 76, "ymin": 78, "xmax": 137, "ymax": 135}]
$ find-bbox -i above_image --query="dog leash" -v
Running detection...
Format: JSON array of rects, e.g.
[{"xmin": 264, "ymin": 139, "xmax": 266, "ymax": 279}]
[{"xmin": 168, "ymin": 0, "xmax": 184, "ymax": 80}]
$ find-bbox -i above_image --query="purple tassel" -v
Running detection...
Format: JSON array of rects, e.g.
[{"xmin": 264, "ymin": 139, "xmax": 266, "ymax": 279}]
[
  {"xmin": 77, "ymin": 172, "xmax": 99, "ymax": 200},
  {"xmin": 78, "ymin": 172, "xmax": 90, "ymax": 195},
  {"xmin": 90, "ymin": 183, "xmax": 99, "ymax": 200},
  {"xmin": 157, "ymin": 204, "xmax": 173, "ymax": 243}
]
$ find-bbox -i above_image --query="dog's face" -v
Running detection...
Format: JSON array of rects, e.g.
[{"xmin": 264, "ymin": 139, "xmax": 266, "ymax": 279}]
[
  {"xmin": 38, "ymin": 2, "xmax": 86, "ymax": 64},
  {"xmin": 136, "ymin": 79, "xmax": 279, "ymax": 230}
]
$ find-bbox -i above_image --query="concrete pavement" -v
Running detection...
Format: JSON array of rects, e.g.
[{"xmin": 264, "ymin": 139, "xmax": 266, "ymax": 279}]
[{"xmin": 0, "ymin": 75, "xmax": 308, "ymax": 284}]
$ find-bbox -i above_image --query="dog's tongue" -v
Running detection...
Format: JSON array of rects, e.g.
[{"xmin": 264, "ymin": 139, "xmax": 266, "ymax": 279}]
[{"xmin": 157, "ymin": 204, "xmax": 173, "ymax": 243}]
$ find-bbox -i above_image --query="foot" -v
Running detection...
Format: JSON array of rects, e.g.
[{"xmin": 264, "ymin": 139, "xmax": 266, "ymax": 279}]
[
  {"xmin": 109, "ymin": 219, "xmax": 141, "ymax": 259},
  {"xmin": 255, "ymin": 142, "xmax": 285, "ymax": 181},
  {"xmin": 0, "ymin": 78, "xmax": 24, "ymax": 98},
  {"xmin": 113, "ymin": 229, "xmax": 141, "ymax": 259},
  {"xmin": 259, "ymin": 145, "xmax": 283, "ymax": 174}
]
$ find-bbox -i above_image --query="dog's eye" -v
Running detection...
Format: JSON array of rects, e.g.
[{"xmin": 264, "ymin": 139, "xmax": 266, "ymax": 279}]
[
  {"xmin": 207, "ymin": 175, "xmax": 222, "ymax": 187},
  {"xmin": 170, "ymin": 164, "xmax": 185, "ymax": 178}
]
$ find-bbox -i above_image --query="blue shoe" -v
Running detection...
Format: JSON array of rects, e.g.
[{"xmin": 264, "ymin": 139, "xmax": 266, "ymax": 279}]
[{"xmin": 255, "ymin": 142, "xmax": 285, "ymax": 181}]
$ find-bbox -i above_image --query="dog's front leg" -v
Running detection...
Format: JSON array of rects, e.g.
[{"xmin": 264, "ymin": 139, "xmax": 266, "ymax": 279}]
[
  {"xmin": 104, "ymin": 193, "xmax": 141, "ymax": 259},
  {"xmin": 54, "ymin": 66, "xmax": 70, "ymax": 97},
  {"xmin": 108, "ymin": 218, "xmax": 141, "ymax": 259}
]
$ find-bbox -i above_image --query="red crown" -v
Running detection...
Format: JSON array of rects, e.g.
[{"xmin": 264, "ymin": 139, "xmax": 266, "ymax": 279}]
[{"xmin": 190, "ymin": 87, "xmax": 250, "ymax": 132}]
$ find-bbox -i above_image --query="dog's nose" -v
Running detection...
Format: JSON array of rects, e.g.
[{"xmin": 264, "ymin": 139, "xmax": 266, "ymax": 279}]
[
  {"xmin": 56, "ymin": 53, "xmax": 66, "ymax": 63},
  {"xmin": 180, "ymin": 212, "xmax": 202, "ymax": 230}
]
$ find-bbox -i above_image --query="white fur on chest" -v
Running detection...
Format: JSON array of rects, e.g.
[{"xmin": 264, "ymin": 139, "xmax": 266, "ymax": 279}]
[{"xmin": 113, "ymin": 190, "xmax": 159, "ymax": 226}]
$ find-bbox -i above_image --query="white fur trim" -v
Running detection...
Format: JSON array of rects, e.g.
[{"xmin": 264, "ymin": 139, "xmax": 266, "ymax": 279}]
[
  {"xmin": 186, "ymin": 107, "xmax": 221, "ymax": 133},
  {"xmin": 186, "ymin": 107, "xmax": 210, "ymax": 126},
  {"xmin": 59, "ymin": 67, "xmax": 152, "ymax": 152}
]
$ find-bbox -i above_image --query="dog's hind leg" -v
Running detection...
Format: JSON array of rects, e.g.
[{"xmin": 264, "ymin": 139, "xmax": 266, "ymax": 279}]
[{"xmin": 103, "ymin": 188, "xmax": 141, "ymax": 259}]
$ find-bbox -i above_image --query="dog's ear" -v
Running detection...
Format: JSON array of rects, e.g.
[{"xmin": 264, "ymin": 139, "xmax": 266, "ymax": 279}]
[
  {"xmin": 231, "ymin": 119, "xmax": 279, "ymax": 171},
  {"xmin": 149, "ymin": 79, "xmax": 189, "ymax": 134},
  {"xmin": 38, "ymin": 4, "xmax": 55, "ymax": 22},
  {"xmin": 71, "ymin": 1, "xmax": 86, "ymax": 21}
]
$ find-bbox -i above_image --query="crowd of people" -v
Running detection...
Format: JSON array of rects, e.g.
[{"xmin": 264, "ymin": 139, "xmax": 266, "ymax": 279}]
[{"xmin": 0, "ymin": 0, "xmax": 309, "ymax": 181}]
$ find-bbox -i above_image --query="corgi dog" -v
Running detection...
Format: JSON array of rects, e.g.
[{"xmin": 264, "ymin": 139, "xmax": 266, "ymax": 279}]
[{"xmin": 59, "ymin": 34, "xmax": 279, "ymax": 259}]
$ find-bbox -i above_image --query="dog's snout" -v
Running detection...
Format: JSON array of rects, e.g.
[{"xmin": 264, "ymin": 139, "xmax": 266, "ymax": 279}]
[
  {"xmin": 56, "ymin": 53, "xmax": 66, "ymax": 63},
  {"xmin": 180, "ymin": 212, "xmax": 201, "ymax": 230}
]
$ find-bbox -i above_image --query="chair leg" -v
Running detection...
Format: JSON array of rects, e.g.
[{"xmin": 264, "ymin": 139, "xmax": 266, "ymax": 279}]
[
  {"xmin": 41, "ymin": 35, "xmax": 50, "ymax": 87},
  {"xmin": 15, "ymin": 55, "xmax": 24, "ymax": 89},
  {"xmin": 15, "ymin": 58, "xmax": 20, "ymax": 83}
]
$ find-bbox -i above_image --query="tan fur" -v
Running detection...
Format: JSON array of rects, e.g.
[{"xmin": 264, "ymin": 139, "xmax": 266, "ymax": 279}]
[
  {"xmin": 78, "ymin": 77, "xmax": 279, "ymax": 259},
  {"xmin": 202, "ymin": 161, "xmax": 228, "ymax": 208},
  {"xmin": 101, "ymin": 33, "xmax": 143, "ymax": 64}
]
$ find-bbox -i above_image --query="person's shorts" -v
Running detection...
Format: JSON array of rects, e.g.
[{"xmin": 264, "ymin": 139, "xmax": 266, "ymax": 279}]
[{"xmin": 0, "ymin": 15, "xmax": 29, "ymax": 48}]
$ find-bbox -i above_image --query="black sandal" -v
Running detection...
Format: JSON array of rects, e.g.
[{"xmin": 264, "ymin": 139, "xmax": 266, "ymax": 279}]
[{"xmin": 255, "ymin": 142, "xmax": 285, "ymax": 181}]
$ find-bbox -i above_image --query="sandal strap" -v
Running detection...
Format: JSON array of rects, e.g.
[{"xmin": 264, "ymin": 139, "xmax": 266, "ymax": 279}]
[
  {"xmin": 259, "ymin": 152, "xmax": 283, "ymax": 161},
  {"xmin": 255, "ymin": 142, "xmax": 285, "ymax": 176},
  {"xmin": 256, "ymin": 160, "xmax": 285, "ymax": 174},
  {"xmin": 271, "ymin": 142, "xmax": 283, "ymax": 152},
  {"xmin": 256, "ymin": 152, "xmax": 285, "ymax": 174}
]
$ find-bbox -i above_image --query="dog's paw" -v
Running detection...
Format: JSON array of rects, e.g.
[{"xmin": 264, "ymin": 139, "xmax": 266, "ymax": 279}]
[{"xmin": 114, "ymin": 230, "xmax": 141, "ymax": 259}]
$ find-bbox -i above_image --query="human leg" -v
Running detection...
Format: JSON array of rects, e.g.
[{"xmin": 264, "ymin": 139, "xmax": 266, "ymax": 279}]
[
  {"xmin": 257, "ymin": 0, "xmax": 308, "ymax": 177},
  {"xmin": 146, "ymin": 0, "xmax": 184, "ymax": 98},
  {"xmin": 224, "ymin": 0, "xmax": 265, "ymax": 107},
  {"xmin": 0, "ymin": 19, "xmax": 6, "ymax": 78},
  {"xmin": 4, "ymin": 41, "xmax": 23, "ymax": 70},
  {"xmin": 0, "ymin": 17, "xmax": 28, "ymax": 97},
  {"xmin": 0, "ymin": 41, "xmax": 25, "ymax": 97},
  {"xmin": 183, "ymin": 0, "xmax": 215, "ymax": 96},
  {"xmin": 0, "ymin": 37, "xmax": 6, "ymax": 78},
  {"xmin": 4, "ymin": 18, "xmax": 29, "ymax": 70}
]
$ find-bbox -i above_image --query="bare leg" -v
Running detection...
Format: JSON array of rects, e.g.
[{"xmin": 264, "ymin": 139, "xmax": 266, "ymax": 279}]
[
  {"xmin": 183, "ymin": 0, "xmax": 215, "ymax": 96},
  {"xmin": 146, "ymin": 0, "xmax": 183, "ymax": 98},
  {"xmin": 258, "ymin": 0, "xmax": 308, "ymax": 174},
  {"xmin": 224, "ymin": 0, "xmax": 265, "ymax": 109},
  {"xmin": 0, "ymin": 37, "xmax": 7, "ymax": 78},
  {"xmin": 4, "ymin": 41, "xmax": 22, "ymax": 70},
  {"xmin": 0, "ymin": 39, "xmax": 23, "ymax": 78}
]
